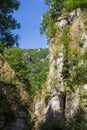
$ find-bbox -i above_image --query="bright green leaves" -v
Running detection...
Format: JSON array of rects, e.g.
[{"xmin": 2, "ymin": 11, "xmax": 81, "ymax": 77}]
[
  {"xmin": 64, "ymin": 0, "xmax": 87, "ymax": 11},
  {"xmin": 64, "ymin": 0, "xmax": 76, "ymax": 11},
  {"xmin": 4, "ymin": 47, "xmax": 28, "ymax": 85},
  {"xmin": 0, "ymin": 0, "xmax": 20, "ymax": 49}
]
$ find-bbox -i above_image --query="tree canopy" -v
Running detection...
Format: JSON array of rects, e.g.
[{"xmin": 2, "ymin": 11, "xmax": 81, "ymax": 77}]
[
  {"xmin": 0, "ymin": 0, "xmax": 20, "ymax": 49},
  {"xmin": 4, "ymin": 47, "xmax": 49, "ymax": 95}
]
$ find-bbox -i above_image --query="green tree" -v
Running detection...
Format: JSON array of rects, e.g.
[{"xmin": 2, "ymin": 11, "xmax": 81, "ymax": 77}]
[
  {"xmin": 40, "ymin": 0, "xmax": 63, "ymax": 37},
  {"xmin": 4, "ymin": 48, "xmax": 49, "ymax": 94},
  {"xmin": 0, "ymin": 0, "xmax": 20, "ymax": 49},
  {"xmin": 4, "ymin": 47, "xmax": 28, "ymax": 84}
]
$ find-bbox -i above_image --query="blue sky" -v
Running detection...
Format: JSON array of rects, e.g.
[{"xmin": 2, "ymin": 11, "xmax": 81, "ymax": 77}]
[{"xmin": 13, "ymin": 0, "xmax": 48, "ymax": 49}]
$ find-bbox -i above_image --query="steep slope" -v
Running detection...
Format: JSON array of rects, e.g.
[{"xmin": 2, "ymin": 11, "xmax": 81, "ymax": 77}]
[
  {"xmin": 33, "ymin": 8, "xmax": 87, "ymax": 130},
  {"xmin": 1, "ymin": 48, "xmax": 49, "ymax": 129},
  {"xmin": 0, "ymin": 54, "xmax": 31, "ymax": 130}
]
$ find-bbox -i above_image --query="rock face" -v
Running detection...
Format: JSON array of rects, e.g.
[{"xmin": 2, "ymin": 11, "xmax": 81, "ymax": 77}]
[
  {"xmin": 66, "ymin": 88, "xmax": 80, "ymax": 119},
  {"xmin": 33, "ymin": 8, "xmax": 87, "ymax": 129},
  {"xmin": 42, "ymin": 95, "xmax": 62, "ymax": 123},
  {"xmin": 34, "ymin": 101, "xmax": 43, "ymax": 116}
]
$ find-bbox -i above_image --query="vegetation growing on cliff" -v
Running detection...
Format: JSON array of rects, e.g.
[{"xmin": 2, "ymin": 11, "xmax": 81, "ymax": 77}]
[
  {"xmin": 37, "ymin": 1, "xmax": 87, "ymax": 130},
  {"xmin": 40, "ymin": 0, "xmax": 87, "ymax": 38},
  {"xmin": 40, "ymin": 0, "xmax": 87, "ymax": 94}
]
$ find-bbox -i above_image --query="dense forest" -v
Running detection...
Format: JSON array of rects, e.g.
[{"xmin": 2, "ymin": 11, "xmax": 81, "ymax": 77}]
[{"xmin": 4, "ymin": 47, "xmax": 49, "ymax": 95}]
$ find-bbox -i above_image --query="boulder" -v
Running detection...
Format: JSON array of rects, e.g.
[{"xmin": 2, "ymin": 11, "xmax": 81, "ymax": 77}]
[
  {"xmin": 58, "ymin": 19, "xmax": 68, "ymax": 29},
  {"xmin": 69, "ymin": 10, "xmax": 76, "ymax": 19},
  {"xmin": 68, "ymin": 10, "xmax": 76, "ymax": 24}
]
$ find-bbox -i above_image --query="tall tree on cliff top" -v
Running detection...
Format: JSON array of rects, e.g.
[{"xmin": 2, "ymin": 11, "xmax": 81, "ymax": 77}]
[{"xmin": 0, "ymin": 0, "xmax": 20, "ymax": 49}]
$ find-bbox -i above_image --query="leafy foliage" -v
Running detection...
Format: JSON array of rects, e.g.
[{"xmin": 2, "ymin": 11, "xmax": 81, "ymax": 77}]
[
  {"xmin": 4, "ymin": 47, "xmax": 49, "ymax": 95},
  {"xmin": 64, "ymin": 0, "xmax": 87, "ymax": 11},
  {"xmin": 0, "ymin": 0, "xmax": 20, "ymax": 49},
  {"xmin": 40, "ymin": 0, "xmax": 63, "ymax": 38}
]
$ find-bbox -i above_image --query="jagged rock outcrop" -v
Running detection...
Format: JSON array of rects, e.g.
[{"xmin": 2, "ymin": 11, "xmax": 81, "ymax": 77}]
[{"xmin": 33, "ymin": 8, "xmax": 87, "ymax": 129}]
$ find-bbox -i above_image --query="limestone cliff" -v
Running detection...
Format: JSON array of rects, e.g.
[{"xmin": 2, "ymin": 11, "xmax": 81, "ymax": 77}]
[{"xmin": 33, "ymin": 8, "xmax": 87, "ymax": 130}]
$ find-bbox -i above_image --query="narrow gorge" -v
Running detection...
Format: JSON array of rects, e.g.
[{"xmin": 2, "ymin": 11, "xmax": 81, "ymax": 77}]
[{"xmin": 0, "ymin": 1, "xmax": 87, "ymax": 130}]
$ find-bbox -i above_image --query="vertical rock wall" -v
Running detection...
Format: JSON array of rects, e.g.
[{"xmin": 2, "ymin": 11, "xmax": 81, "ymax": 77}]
[{"xmin": 34, "ymin": 8, "xmax": 87, "ymax": 129}]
